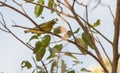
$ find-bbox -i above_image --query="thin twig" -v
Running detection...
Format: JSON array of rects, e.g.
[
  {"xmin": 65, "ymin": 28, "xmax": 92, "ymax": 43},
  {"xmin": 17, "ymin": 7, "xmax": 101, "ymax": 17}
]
[
  {"xmin": 50, "ymin": 40, "xmax": 63, "ymax": 43},
  {"xmin": 72, "ymin": 0, "xmax": 75, "ymax": 7},
  {"xmin": 12, "ymin": 24, "xmax": 32, "ymax": 30},
  {"xmin": 77, "ymin": 15, "xmax": 113, "ymax": 44},
  {"xmin": 40, "ymin": 60, "xmax": 48, "ymax": 73},
  {"xmin": 96, "ymin": 37, "xmax": 112, "ymax": 66},
  {"xmin": 91, "ymin": 0, "xmax": 101, "ymax": 10},
  {"xmin": 12, "ymin": 0, "xmax": 28, "ymax": 15},
  {"xmin": 0, "ymin": 13, "xmax": 34, "ymax": 50},
  {"xmin": 32, "ymin": 57, "xmax": 48, "ymax": 73},
  {"xmin": 26, "ymin": 42, "xmax": 35, "ymax": 49},
  {"xmin": 57, "ymin": 0, "xmax": 67, "ymax": 8},
  {"xmin": 57, "ymin": 52, "xmax": 84, "ymax": 55},
  {"xmin": 55, "ymin": 1, "xmax": 63, "ymax": 13},
  {"xmin": 70, "ymin": 3, "xmax": 109, "ymax": 73},
  {"xmin": 85, "ymin": 5, "xmax": 88, "ymax": 22},
  {"xmin": 12, "ymin": 0, "xmax": 21, "ymax": 6},
  {"xmin": 0, "ymin": 12, "xmax": 49, "ymax": 73},
  {"xmin": 32, "ymin": 57, "xmax": 39, "ymax": 73},
  {"xmin": 0, "ymin": 13, "xmax": 6, "ymax": 26},
  {"xmin": 0, "ymin": 27, "xmax": 9, "ymax": 33},
  {"xmin": 76, "ymin": 1, "xmax": 86, "ymax": 7},
  {"xmin": 108, "ymin": 5, "xmax": 114, "ymax": 19}
]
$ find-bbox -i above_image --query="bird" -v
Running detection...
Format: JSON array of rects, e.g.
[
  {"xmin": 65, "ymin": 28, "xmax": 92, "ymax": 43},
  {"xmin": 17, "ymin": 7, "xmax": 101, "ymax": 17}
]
[{"xmin": 24, "ymin": 18, "xmax": 58, "ymax": 34}]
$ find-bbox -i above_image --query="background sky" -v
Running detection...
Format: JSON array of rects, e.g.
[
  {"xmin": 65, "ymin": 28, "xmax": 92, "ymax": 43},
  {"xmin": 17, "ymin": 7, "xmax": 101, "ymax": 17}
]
[{"xmin": 0, "ymin": 0, "xmax": 118, "ymax": 73}]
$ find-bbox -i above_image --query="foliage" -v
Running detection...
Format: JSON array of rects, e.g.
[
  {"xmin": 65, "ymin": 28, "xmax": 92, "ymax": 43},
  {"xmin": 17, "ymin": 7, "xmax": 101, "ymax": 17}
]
[
  {"xmin": 20, "ymin": 0, "xmax": 102, "ymax": 72},
  {"xmin": 0, "ymin": 0, "xmax": 119, "ymax": 73}
]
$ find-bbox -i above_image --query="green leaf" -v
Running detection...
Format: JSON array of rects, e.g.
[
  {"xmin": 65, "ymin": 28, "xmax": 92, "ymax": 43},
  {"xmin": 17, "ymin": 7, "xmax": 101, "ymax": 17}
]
[
  {"xmin": 53, "ymin": 26, "xmax": 61, "ymax": 34},
  {"xmin": 74, "ymin": 28, "xmax": 80, "ymax": 34},
  {"xmin": 35, "ymin": 41, "xmax": 41, "ymax": 49},
  {"xmin": 47, "ymin": 47, "xmax": 56, "ymax": 59},
  {"xmin": 67, "ymin": 70, "xmax": 75, "ymax": 73},
  {"xmin": 47, "ymin": 44, "xmax": 62, "ymax": 60},
  {"xmin": 34, "ymin": 0, "xmax": 44, "ymax": 17},
  {"xmin": 53, "ymin": 44, "xmax": 63, "ymax": 53},
  {"xmin": 48, "ymin": 0, "xmax": 54, "ymax": 13},
  {"xmin": 76, "ymin": 37, "xmax": 88, "ymax": 54},
  {"xmin": 36, "ymin": 47, "xmax": 46, "ymax": 61},
  {"xmin": 50, "ymin": 61, "xmax": 57, "ymax": 73},
  {"xmin": 61, "ymin": 60, "xmax": 66, "ymax": 73},
  {"xmin": 41, "ymin": 35, "xmax": 51, "ymax": 47},
  {"xmin": 38, "ymin": 71, "xmax": 45, "ymax": 73},
  {"xmin": 65, "ymin": 52, "xmax": 78, "ymax": 60},
  {"xmin": 29, "ymin": 34, "xmax": 39, "ymax": 41},
  {"xmin": 82, "ymin": 32, "xmax": 90, "ymax": 47},
  {"xmin": 92, "ymin": 19, "xmax": 100, "ymax": 27},
  {"xmin": 34, "ymin": 35, "xmax": 51, "ymax": 61},
  {"xmin": 81, "ymin": 68, "xmax": 91, "ymax": 72},
  {"xmin": 48, "ymin": 0, "xmax": 54, "ymax": 8},
  {"xmin": 21, "ymin": 61, "xmax": 32, "ymax": 69}
]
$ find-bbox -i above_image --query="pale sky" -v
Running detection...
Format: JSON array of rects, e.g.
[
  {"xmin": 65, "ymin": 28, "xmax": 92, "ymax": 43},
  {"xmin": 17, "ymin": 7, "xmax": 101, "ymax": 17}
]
[{"xmin": 0, "ymin": 0, "xmax": 118, "ymax": 73}]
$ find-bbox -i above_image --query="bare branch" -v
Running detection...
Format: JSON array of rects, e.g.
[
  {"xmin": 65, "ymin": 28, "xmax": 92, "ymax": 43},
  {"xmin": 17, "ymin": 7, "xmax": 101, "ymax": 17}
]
[
  {"xmin": 0, "ymin": 27, "xmax": 9, "ymax": 33},
  {"xmin": 0, "ymin": 1, "xmax": 110, "ymax": 72},
  {"xmin": 96, "ymin": 37, "xmax": 112, "ymax": 66},
  {"xmin": 32, "ymin": 57, "xmax": 48, "ymax": 73},
  {"xmin": 41, "ymin": 60, "xmax": 49, "ymax": 73},
  {"xmin": 12, "ymin": 0, "xmax": 28, "ymax": 15},
  {"xmin": 57, "ymin": 52, "xmax": 84, "ymax": 55},
  {"xmin": 108, "ymin": 5, "xmax": 114, "ymax": 19},
  {"xmin": 32, "ymin": 57, "xmax": 39, "ymax": 73},
  {"xmin": 91, "ymin": 0, "xmax": 101, "ymax": 10},
  {"xmin": 85, "ymin": 5, "xmax": 88, "ymax": 22},
  {"xmin": 70, "ymin": 2, "xmax": 109, "ymax": 72},
  {"xmin": 72, "ymin": 0, "xmax": 75, "ymax": 7},
  {"xmin": 0, "ymin": 0, "xmax": 94, "ymax": 59},
  {"xmin": 0, "ymin": 13, "xmax": 34, "ymax": 51},
  {"xmin": 12, "ymin": 24, "xmax": 32, "ymax": 30},
  {"xmin": 112, "ymin": 0, "xmax": 120, "ymax": 72},
  {"xmin": 0, "ymin": 12, "xmax": 6, "ymax": 26},
  {"xmin": 12, "ymin": 0, "xmax": 21, "ymax": 6},
  {"xmin": 76, "ymin": 1, "xmax": 86, "ymax": 7}
]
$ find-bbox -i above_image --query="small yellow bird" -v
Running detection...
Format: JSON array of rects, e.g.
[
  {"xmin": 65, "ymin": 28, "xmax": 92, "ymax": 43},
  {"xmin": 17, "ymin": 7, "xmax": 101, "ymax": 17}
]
[{"xmin": 24, "ymin": 18, "xmax": 58, "ymax": 34}]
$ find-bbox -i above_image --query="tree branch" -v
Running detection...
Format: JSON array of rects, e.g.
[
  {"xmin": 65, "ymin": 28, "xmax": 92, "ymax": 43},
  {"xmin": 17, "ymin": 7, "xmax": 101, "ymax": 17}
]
[
  {"xmin": 69, "ymin": 1, "xmax": 109, "ymax": 73},
  {"xmin": 0, "ymin": 13, "xmax": 34, "ymax": 51},
  {"xmin": 96, "ymin": 37, "xmax": 112, "ymax": 66},
  {"xmin": 0, "ymin": 1, "xmax": 111, "ymax": 73},
  {"xmin": 112, "ymin": 0, "xmax": 120, "ymax": 73},
  {"xmin": 25, "ymin": 0, "xmax": 74, "ymax": 18}
]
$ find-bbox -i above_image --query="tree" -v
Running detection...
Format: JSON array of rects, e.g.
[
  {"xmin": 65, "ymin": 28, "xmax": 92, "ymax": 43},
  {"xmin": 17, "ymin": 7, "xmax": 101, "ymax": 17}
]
[{"xmin": 0, "ymin": 0, "xmax": 119, "ymax": 73}]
